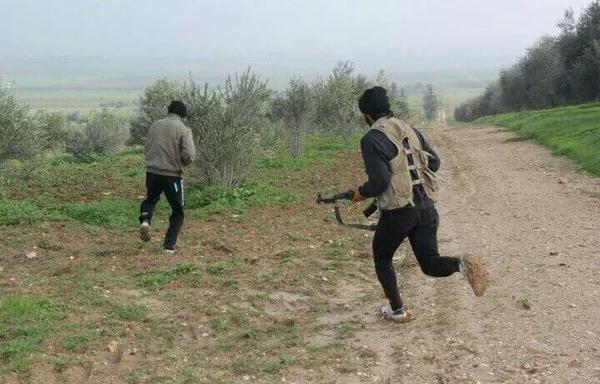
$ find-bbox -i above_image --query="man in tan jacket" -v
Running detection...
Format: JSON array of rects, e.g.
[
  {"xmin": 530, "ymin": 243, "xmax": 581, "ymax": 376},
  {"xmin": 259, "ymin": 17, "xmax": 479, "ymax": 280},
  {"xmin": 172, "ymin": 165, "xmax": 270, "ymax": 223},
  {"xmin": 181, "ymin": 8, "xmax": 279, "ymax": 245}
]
[{"xmin": 139, "ymin": 100, "xmax": 195, "ymax": 253}]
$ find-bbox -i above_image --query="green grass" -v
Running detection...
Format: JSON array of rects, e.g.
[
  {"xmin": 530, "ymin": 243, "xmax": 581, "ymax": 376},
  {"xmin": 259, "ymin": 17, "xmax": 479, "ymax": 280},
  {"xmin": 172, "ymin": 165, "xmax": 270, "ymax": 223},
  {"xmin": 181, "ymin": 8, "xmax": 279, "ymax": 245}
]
[
  {"xmin": 59, "ymin": 199, "xmax": 138, "ymax": 229},
  {"xmin": 110, "ymin": 302, "xmax": 148, "ymax": 321},
  {"xmin": 0, "ymin": 199, "xmax": 56, "ymax": 225},
  {"xmin": 477, "ymin": 103, "xmax": 600, "ymax": 176},
  {"xmin": 186, "ymin": 182, "xmax": 299, "ymax": 215},
  {"xmin": 0, "ymin": 132, "xmax": 356, "ymax": 230},
  {"xmin": 0, "ymin": 295, "xmax": 61, "ymax": 372},
  {"xmin": 256, "ymin": 133, "xmax": 360, "ymax": 171},
  {"xmin": 136, "ymin": 264, "xmax": 201, "ymax": 290},
  {"xmin": 63, "ymin": 329, "xmax": 101, "ymax": 351}
]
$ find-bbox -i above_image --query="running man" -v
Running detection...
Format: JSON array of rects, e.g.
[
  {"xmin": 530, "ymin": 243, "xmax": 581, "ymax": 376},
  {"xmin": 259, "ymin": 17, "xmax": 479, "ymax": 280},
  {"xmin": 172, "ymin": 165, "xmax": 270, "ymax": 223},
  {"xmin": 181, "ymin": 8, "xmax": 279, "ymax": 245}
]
[
  {"xmin": 348, "ymin": 87, "xmax": 490, "ymax": 322},
  {"xmin": 139, "ymin": 100, "xmax": 195, "ymax": 253}
]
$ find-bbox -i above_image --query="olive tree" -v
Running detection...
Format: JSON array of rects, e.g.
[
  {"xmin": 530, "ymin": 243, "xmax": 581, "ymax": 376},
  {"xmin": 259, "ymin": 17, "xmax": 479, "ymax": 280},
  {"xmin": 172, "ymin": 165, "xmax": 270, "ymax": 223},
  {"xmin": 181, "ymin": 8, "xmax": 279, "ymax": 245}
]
[
  {"xmin": 130, "ymin": 78, "xmax": 182, "ymax": 144},
  {"xmin": 276, "ymin": 77, "xmax": 312, "ymax": 157},
  {"xmin": 0, "ymin": 88, "xmax": 40, "ymax": 161},
  {"xmin": 35, "ymin": 110, "xmax": 69, "ymax": 152},
  {"xmin": 312, "ymin": 61, "xmax": 365, "ymax": 141},
  {"xmin": 184, "ymin": 69, "xmax": 271, "ymax": 187},
  {"xmin": 422, "ymin": 84, "xmax": 440, "ymax": 120},
  {"xmin": 66, "ymin": 110, "xmax": 128, "ymax": 157},
  {"xmin": 373, "ymin": 70, "xmax": 410, "ymax": 118}
]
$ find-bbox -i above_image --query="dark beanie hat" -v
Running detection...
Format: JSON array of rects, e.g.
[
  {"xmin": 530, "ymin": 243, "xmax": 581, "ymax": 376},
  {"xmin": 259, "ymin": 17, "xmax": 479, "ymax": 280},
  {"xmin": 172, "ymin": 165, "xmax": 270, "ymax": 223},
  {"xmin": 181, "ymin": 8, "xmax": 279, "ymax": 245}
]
[
  {"xmin": 358, "ymin": 86, "xmax": 391, "ymax": 117},
  {"xmin": 168, "ymin": 100, "xmax": 187, "ymax": 118}
]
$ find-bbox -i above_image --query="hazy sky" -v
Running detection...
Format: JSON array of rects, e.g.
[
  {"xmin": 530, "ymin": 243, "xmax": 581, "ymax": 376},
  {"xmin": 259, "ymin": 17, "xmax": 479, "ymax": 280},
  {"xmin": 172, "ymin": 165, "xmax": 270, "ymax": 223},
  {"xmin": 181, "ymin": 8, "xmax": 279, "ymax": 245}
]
[{"xmin": 0, "ymin": 0, "xmax": 595, "ymax": 75}]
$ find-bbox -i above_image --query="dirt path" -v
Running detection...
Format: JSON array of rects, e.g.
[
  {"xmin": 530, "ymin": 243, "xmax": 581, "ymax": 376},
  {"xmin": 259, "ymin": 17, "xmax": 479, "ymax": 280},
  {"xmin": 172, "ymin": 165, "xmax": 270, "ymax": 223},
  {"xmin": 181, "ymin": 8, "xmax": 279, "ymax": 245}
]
[{"xmin": 327, "ymin": 118, "xmax": 600, "ymax": 383}]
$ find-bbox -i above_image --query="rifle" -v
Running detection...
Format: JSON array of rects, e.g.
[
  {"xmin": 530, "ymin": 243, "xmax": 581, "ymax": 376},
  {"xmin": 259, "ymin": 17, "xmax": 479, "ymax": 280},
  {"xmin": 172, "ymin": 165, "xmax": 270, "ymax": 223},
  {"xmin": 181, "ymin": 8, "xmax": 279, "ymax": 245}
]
[{"xmin": 316, "ymin": 191, "xmax": 378, "ymax": 231}]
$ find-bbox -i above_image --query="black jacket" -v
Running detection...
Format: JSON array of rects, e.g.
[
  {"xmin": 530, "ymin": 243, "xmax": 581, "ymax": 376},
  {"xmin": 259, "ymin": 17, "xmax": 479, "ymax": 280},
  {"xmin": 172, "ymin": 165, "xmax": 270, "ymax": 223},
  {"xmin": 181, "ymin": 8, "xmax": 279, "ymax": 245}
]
[{"xmin": 358, "ymin": 127, "xmax": 440, "ymax": 209}]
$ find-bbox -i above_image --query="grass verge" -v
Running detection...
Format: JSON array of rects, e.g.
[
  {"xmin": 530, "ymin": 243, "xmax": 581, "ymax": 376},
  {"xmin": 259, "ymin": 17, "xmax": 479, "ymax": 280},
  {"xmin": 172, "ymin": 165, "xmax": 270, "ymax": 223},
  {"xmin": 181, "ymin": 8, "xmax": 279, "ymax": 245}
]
[{"xmin": 477, "ymin": 102, "xmax": 600, "ymax": 176}]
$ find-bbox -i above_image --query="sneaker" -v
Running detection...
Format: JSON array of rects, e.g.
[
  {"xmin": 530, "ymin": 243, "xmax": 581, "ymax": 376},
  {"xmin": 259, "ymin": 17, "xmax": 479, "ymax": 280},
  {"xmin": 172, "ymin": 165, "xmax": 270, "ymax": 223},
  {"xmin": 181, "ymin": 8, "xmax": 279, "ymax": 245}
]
[
  {"xmin": 164, "ymin": 245, "xmax": 176, "ymax": 255},
  {"xmin": 379, "ymin": 304, "xmax": 412, "ymax": 323},
  {"xmin": 459, "ymin": 253, "xmax": 491, "ymax": 297},
  {"xmin": 139, "ymin": 221, "xmax": 151, "ymax": 242}
]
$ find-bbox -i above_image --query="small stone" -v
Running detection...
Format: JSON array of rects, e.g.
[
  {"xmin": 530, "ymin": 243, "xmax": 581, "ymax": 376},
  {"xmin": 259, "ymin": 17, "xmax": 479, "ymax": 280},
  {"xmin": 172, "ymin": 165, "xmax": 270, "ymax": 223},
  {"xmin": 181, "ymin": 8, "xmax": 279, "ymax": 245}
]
[
  {"xmin": 202, "ymin": 332, "xmax": 209, "ymax": 337},
  {"xmin": 243, "ymin": 376, "xmax": 250, "ymax": 381},
  {"xmin": 26, "ymin": 251, "xmax": 37, "ymax": 259},
  {"xmin": 558, "ymin": 178, "xmax": 566, "ymax": 185},
  {"xmin": 322, "ymin": 276, "xmax": 328, "ymax": 282},
  {"xmin": 107, "ymin": 341, "xmax": 119, "ymax": 353},
  {"xmin": 569, "ymin": 303, "xmax": 577, "ymax": 308},
  {"xmin": 549, "ymin": 251, "xmax": 558, "ymax": 256}
]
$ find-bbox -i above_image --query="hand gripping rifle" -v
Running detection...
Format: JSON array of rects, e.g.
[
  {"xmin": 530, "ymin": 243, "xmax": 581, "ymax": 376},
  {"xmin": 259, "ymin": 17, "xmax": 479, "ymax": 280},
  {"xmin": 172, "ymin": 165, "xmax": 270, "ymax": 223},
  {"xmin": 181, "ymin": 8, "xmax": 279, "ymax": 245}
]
[{"xmin": 316, "ymin": 191, "xmax": 378, "ymax": 231}]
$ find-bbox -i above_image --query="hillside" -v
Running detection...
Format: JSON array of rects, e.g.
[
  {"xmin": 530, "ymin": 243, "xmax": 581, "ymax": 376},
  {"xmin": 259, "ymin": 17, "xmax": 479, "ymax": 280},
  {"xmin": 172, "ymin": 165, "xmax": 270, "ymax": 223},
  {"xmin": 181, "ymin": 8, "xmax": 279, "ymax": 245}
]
[{"xmin": 477, "ymin": 103, "xmax": 600, "ymax": 176}]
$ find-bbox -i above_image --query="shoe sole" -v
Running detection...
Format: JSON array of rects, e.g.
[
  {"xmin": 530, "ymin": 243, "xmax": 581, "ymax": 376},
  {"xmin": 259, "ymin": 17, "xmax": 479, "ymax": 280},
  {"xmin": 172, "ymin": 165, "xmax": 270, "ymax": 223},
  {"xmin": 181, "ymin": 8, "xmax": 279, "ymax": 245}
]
[
  {"xmin": 139, "ymin": 224, "xmax": 151, "ymax": 242},
  {"xmin": 386, "ymin": 313, "xmax": 413, "ymax": 323},
  {"xmin": 379, "ymin": 308, "xmax": 414, "ymax": 323},
  {"xmin": 463, "ymin": 253, "xmax": 491, "ymax": 297}
]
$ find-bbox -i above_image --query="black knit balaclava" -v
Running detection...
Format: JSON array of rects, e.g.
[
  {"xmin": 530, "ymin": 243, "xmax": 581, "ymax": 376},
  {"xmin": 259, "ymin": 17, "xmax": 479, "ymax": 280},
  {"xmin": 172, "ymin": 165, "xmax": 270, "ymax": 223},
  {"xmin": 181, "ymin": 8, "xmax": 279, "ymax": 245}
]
[{"xmin": 358, "ymin": 86, "xmax": 391, "ymax": 121}]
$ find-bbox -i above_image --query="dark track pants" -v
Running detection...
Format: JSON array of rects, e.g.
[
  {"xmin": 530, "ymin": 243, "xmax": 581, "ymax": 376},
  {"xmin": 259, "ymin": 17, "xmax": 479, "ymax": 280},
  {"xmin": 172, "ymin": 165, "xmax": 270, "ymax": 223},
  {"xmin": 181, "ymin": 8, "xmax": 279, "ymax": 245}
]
[
  {"xmin": 139, "ymin": 172, "xmax": 184, "ymax": 249},
  {"xmin": 373, "ymin": 206, "xmax": 460, "ymax": 310}
]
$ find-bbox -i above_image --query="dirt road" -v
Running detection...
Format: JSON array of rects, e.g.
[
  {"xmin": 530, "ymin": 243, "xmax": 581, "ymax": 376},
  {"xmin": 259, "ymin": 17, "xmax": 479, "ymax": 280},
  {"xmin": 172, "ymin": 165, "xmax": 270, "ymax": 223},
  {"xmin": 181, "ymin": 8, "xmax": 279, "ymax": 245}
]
[{"xmin": 324, "ymin": 121, "xmax": 600, "ymax": 383}]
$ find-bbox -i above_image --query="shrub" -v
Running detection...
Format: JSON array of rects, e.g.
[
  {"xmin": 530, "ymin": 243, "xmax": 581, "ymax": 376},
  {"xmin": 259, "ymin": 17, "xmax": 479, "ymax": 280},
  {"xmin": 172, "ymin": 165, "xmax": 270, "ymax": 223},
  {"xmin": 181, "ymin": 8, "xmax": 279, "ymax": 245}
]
[
  {"xmin": 312, "ymin": 61, "xmax": 365, "ymax": 141},
  {"xmin": 185, "ymin": 69, "xmax": 271, "ymax": 187},
  {"xmin": 274, "ymin": 77, "xmax": 313, "ymax": 157},
  {"xmin": 130, "ymin": 78, "xmax": 183, "ymax": 144},
  {"xmin": 422, "ymin": 84, "xmax": 440, "ymax": 120},
  {"xmin": 373, "ymin": 70, "xmax": 410, "ymax": 118},
  {"xmin": 0, "ymin": 88, "xmax": 40, "ymax": 161},
  {"xmin": 35, "ymin": 110, "xmax": 69, "ymax": 152},
  {"xmin": 66, "ymin": 110, "xmax": 128, "ymax": 157}
]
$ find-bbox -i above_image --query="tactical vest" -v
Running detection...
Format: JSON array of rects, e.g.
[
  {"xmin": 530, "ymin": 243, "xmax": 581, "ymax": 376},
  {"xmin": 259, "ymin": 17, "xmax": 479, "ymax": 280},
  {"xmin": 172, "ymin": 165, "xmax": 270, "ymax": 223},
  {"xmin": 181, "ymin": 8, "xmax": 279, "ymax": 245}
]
[{"xmin": 371, "ymin": 117, "xmax": 438, "ymax": 210}]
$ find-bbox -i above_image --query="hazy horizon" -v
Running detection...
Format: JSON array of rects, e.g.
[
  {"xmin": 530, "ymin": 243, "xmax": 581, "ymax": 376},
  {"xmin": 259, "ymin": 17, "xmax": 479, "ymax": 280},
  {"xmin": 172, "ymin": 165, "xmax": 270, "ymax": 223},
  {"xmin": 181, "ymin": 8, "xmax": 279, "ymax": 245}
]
[{"xmin": 1, "ymin": 0, "xmax": 595, "ymax": 88}]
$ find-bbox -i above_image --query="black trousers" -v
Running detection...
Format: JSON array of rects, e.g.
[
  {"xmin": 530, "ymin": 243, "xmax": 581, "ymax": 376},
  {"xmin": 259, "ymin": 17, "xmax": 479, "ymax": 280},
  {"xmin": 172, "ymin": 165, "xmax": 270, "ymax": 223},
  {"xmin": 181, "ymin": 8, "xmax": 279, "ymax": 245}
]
[
  {"xmin": 373, "ymin": 206, "xmax": 460, "ymax": 310},
  {"xmin": 139, "ymin": 172, "xmax": 184, "ymax": 249}
]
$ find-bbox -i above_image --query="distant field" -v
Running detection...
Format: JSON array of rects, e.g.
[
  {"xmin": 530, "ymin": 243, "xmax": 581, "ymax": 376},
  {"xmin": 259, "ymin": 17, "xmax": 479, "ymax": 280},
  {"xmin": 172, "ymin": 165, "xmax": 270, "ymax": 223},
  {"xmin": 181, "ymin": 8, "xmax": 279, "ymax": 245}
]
[
  {"xmin": 6, "ymin": 75, "xmax": 141, "ymax": 120},
  {"xmin": 407, "ymin": 87, "xmax": 484, "ymax": 112},
  {"xmin": 40, "ymin": 106, "xmax": 137, "ymax": 120},
  {"xmin": 477, "ymin": 103, "xmax": 600, "ymax": 176},
  {"xmin": 5, "ymin": 72, "xmax": 485, "ymax": 126}
]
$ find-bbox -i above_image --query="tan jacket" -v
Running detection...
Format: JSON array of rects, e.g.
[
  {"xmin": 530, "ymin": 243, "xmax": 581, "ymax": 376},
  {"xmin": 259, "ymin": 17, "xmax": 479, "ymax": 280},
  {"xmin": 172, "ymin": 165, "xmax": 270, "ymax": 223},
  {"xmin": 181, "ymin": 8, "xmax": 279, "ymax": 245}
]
[
  {"xmin": 371, "ymin": 117, "xmax": 438, "ymax": 209},
  {"xmin": 144, "ymin": 114, "xmax": 195, "ymax": 177}
]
